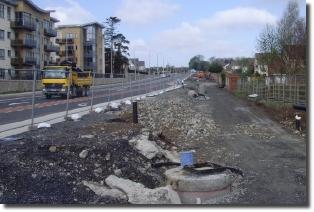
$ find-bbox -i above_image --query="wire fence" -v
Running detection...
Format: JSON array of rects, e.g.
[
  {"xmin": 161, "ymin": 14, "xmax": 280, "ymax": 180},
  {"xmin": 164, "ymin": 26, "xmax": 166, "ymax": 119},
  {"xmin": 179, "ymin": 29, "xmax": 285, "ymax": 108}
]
[
  {"xmin": 236, "ymin": 74, "xmax": 307, "ymax": 105},
  {"xmin": 0, "ymin": 69, "xmax": 190, "ymax": 137}
]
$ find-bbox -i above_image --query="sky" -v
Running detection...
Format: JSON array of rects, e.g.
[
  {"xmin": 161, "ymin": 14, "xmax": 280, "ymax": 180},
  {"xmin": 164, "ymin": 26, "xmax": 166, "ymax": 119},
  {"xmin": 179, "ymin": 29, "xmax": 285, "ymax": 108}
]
[{"xmin": 33, "ymin": 0, "xmax": 307, "ymax": 67}]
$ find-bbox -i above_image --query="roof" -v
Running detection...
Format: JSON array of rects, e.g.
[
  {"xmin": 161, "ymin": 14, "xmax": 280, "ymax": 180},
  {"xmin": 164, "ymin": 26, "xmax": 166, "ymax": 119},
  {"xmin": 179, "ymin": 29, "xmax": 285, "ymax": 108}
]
[
  {"xmin": 58, "ymin": 22, "xmax": 104, "ymax": 29},
  {"xmin": 0, "ymin": 0, "xmax": 17, "ymax": 6},
  {"xmin": 20, "ymin": 0, "xmax": 51, "ymax": 14}
]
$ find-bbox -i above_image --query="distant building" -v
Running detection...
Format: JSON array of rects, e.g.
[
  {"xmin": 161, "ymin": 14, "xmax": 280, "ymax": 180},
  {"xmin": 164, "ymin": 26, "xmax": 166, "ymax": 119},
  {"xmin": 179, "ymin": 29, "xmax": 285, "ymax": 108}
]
[
  {"xmin": 56, "ymin": 22, "xmax": 105, "ymax": 73},
  {"xmin": 128, "ymin": 58, "xmax": 145, "ymax": 72},
  {"xmin": 255, "ymin": 45, "xmax": 306, "ymax": 76}
]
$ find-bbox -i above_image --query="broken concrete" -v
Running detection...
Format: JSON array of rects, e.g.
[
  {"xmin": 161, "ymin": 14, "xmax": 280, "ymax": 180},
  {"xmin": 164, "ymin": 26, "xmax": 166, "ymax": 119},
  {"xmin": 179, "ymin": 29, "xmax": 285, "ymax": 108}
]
[
  {"xmin": 83, "ymin": 181, "xmax": 128, "ymax": 201},
  {"xmin": 105, "ymin": 175, "xmax": 181, "ymax": 204},
  {"xmin": 129, "ymin": 135, "xmax": 161, "ymax": 160}
]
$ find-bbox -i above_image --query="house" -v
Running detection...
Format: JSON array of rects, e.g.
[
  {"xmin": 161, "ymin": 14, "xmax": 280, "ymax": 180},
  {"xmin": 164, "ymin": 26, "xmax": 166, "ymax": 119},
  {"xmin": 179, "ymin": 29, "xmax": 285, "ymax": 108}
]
[{"xmin": 254, "ymin": 45, "xmax": 306, "ymax": 76}]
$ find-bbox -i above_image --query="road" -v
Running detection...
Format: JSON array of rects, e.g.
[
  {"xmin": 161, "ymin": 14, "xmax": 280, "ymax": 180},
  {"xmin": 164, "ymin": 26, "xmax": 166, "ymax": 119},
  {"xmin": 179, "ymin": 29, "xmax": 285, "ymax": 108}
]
[{"xmin": 0, "ymin": 74, "xmax": 186, "ymax": 126}]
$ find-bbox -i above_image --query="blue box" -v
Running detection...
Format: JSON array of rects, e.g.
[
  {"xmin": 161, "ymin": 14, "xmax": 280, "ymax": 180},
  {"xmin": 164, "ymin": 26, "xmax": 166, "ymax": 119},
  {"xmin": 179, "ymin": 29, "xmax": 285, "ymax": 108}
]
[{"xmin": 180, "ymin": 151, "xmax": 196, "ymax": 167}]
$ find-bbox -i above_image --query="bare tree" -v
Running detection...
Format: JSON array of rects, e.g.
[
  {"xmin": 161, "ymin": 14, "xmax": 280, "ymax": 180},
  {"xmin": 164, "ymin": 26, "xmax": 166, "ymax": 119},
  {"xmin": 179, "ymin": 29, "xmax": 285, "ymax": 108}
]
[{"xmin": 256, "ymin": 0, "xmax": 306, "ymax": 75}]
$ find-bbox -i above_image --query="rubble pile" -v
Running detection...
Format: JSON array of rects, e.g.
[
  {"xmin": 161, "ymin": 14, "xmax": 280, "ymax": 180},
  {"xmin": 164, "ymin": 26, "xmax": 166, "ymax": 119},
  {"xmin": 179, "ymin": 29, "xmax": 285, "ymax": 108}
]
[{"xmin": 138, "ymin": 89, "xmax": 221, "ymax": 152}]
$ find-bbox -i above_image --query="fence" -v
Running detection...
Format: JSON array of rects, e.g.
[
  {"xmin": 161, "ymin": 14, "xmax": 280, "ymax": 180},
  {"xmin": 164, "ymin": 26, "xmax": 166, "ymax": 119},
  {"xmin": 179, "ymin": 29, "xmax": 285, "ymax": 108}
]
[
  {"xmin": 0, "ymin": 69, "xmax": 190, "ymax": 137},
  {"xmin": 237, "ymin": 75, "xmax": 307, "ymax": 105}
]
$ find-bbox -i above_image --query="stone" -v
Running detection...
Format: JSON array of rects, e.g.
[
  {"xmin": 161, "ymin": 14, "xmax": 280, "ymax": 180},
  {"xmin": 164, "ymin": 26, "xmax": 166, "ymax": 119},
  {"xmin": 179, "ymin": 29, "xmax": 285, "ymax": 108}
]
[
  {"xmin": 31, "ymin": 173, "xmax": 37, "ymax": 179},
  {"xmin": 37, "ymin": 122, "xmax": 51, "ymax": 129},
  {"xmin": 114, "ymin": 169, "xmax": 122, "ymax": 177},
  {"xmin": 82, "ymin": 181, "xmax": 127, "ymax": 201},
  {"xmin": 94, "ymin": 168, "xmax": 103, "ymax": 174},
  {"xmin": 105, "ymin": 175, "xmax": 181, "ymax": 204},
  {"xmin": 49, "ymin": 146, "xmax": 57, "ymax": 153},
  {"xmin": 81, "ymin": 134, "xmax": 95, "ymax": 139},
  {"xmin": 79, "ymin": 150, "xmax": 89, "ymax": 159},
  {"xmin": 129, "ymin": 135, "xmax": 160, "ymax": 160},
  {"xmin": 188, "ymin": 90, "xmax": 198, "ymax": 98},
  {"xmin": 70, "ymin": 114, "xmax": 82, "ymax": 121}
]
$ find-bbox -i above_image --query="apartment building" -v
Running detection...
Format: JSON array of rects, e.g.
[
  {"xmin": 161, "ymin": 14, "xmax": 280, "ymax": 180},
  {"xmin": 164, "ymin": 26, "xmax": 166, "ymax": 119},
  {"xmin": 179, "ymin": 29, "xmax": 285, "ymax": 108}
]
[
  {"xmin": 0, "ymin": 0, "xmax": 59, "ymax": 79},
  {"xmin": 0, "ymin": 0, "xmax": 16, "ymax": 79},
  {"xmin": 12, "ymin": 0, "xmax": 59, "ymax": 70},
  {"xmin": 56, "ymin": 22, "xmax": 105, "ymax": 74}
]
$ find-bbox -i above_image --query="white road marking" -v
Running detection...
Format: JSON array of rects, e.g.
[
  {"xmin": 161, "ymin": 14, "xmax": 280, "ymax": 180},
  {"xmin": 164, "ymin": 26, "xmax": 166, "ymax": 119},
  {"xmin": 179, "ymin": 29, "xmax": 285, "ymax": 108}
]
[
  {"xmin": 8, "ymin": 102, "xmax": 30, "ymax": 106},
  {"xmin": 0, "ymin": 95, "xmax": 41, "ymax": 103}
]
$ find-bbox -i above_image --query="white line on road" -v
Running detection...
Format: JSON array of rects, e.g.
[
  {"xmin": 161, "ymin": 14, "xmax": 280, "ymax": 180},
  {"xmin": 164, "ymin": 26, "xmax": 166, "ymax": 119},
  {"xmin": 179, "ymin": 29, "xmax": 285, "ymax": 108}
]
[{"xmin": 8, "ymin": 102, "xmax": 30, "ymax": 106}]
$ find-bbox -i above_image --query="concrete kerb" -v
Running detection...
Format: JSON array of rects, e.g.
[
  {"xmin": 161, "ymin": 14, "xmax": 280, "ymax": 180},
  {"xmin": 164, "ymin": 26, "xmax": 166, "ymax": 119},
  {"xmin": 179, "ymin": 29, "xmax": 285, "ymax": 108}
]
[{"xmin": 0, "ymin": 77, "xmax": 188, "ymax": 139}]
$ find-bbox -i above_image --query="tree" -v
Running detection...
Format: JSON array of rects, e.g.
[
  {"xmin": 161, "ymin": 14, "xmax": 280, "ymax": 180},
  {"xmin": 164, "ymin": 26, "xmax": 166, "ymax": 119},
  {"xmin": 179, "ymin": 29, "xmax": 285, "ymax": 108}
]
[
  {"xmin": 189, "ymin": 55, "xmax": 204, "ymax": 70},
  {"xmin": 257, "ymin": 0, "xmax": 306, "ymax": 75},
  {"xmin": 104, "ymin": 17, "xmax": 130, "ymax": 75},
  {"xmin": 104, "ymin": 17, "xmax": 121, "ymax": 49},
  {"xmin": 113, "ymin": 33, "xmax": 130, "ymax": 74},
  {"xmin": 208, "ymin": 62, "xmax": 223, "ymax": 73}
]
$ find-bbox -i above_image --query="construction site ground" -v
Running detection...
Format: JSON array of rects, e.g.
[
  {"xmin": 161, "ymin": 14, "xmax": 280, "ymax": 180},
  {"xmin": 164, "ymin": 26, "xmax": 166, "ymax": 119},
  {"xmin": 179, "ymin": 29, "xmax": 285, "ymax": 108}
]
[{"xmin": 0, "ymin": 78, "xmax": 307, "ymax": 205}]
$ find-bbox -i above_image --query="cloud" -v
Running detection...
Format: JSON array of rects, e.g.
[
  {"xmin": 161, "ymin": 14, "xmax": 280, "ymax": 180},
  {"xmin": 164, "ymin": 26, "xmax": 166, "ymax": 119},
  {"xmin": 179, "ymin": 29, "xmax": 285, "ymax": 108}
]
[
  {"xmin": 46, "ymin": 0, "xmax": 96, "ymax": 25},
  {"xmin": 130, "ymin": 7, "xmax": 277, "ymax": 66},
  {"xmin": 203, "ymin": 7, "xmax": 277, "ymax": 29},
  {"xmin": 116, "ymin": 0, "xmax": 180, "ymax": 25}
]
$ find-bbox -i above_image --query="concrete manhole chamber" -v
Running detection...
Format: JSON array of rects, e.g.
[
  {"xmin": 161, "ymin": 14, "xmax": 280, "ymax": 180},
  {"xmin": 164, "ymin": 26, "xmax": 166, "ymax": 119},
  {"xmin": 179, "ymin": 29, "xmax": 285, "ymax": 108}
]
[{"xmin": 165, "ymin": 167, "xmax": 239, "ymax": 204}]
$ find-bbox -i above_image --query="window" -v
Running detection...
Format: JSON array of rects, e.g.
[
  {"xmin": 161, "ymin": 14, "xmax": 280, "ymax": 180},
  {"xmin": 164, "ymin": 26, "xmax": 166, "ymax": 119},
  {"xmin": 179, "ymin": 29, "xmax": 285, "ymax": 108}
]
[
  {"xmin": 0, "ymin": 69, "xmax": 5, "ymax": 79},
  {"xmin": 0, "ymin": 4, "xmax": 4, "ymax": 19},
  {"xmin": 7, "ymin": 7, "xmax": 11, "ymax": 20},
  {"xmin": 8, "ymin": 50, "xmax": 11, "ymax": 58},
  {"xmin": 0, "ymin": 49, "xmax": 5, "ymax": 60},
  {"xmin": 7, "ymin": 31, "xmax": 10, "ymax": 39},
  {"xmin": 0, "ymin": 30, "xmax": 4, "ymax": 40}
]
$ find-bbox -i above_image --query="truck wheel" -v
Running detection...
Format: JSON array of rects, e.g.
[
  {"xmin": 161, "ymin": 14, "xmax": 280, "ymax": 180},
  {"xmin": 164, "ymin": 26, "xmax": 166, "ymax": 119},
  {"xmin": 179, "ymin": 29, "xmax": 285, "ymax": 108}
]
[{"xmin": 45, "ymin": 94, "xmax": 52, "ymax": 99}]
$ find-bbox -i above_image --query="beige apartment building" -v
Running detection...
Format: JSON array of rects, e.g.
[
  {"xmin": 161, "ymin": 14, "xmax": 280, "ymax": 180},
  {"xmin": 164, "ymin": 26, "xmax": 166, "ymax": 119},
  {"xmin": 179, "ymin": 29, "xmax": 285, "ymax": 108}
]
[
  {"xmin": 56, "ymin": 22, "xmax": 105, "ymax": 74},
  {"xmin": 0, "ymin": 0, "xmax": 16, "ymax": 79},
  {"xmin": 0, "ymin": 0, "xmax": 58, "ymax": 79}
]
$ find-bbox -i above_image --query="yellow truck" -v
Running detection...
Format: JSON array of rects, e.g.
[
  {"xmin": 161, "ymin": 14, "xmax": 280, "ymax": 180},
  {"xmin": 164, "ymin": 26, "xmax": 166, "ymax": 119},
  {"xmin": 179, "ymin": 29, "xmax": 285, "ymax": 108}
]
[{"xmin": 41, "ymin": 65, "xmax": 93, "ymax": 99}]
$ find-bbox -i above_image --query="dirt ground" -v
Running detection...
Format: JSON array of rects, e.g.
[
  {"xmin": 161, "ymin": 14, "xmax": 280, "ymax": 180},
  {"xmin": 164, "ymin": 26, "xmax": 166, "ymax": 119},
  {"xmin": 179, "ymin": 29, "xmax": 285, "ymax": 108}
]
[
  {"xmin": 0, "ymin": 110, "xmax": 165, "ymax": 204},
  {"xmin": 0, "ymin": 77, "xmax": 307, "ymax": 205},
  {"xmin": 139, "ymin": 78, "xmax": 307, "ymax": 205}
]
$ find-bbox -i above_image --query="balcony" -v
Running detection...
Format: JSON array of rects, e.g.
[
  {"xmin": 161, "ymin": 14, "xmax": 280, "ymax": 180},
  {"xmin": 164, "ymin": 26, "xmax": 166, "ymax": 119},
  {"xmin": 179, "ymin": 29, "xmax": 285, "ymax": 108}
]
[
  {"xmin": 11, "ymin": 38, "xmax": 37, "ymax": 49},
  {"xmin": 58, "ymin": 50, "xmax": 75, "ymax": 57},
  {"xmin": 44, "ymin": 43, "xmax": 59, "ymax": 52},
  {"xmin": 44, "ymin": 27, "xmax": 57, "ymax": 37},
  {"xmin": 56, "ymin": 38, "xmax": 74, "ymax": 44},
  {"xmin": 11, "ymin": 57, "xmax": 36, "ymax": 66},
  {"xmin": 11, "ymin": 19, "xmax": 36, "ymax": 31}
]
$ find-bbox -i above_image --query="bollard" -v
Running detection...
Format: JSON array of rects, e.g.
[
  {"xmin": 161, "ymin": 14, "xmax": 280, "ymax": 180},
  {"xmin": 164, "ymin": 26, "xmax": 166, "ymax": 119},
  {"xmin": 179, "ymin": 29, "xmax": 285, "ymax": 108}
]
[
  {"xmin": 30, "ymin": 69, "xmax": 37, "ymax": 130},
  {"xmin": 132, "ymin": 101, "xmax": 138, "ymax": 124},
  {"xmin": 295, "ymin": 114, "xmax": 302, "ymax": 131}
]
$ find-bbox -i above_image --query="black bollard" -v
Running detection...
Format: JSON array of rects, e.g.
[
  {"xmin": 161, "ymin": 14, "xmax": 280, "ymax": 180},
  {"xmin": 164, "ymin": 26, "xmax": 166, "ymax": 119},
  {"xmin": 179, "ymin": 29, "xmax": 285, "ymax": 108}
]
[
  {"xmin": 295, "ymin": 114, "xmax": 301, "ymax": 131},
  {"xmin": 133, "ymin": 101, "xmax": 138, "ymax": 124}
]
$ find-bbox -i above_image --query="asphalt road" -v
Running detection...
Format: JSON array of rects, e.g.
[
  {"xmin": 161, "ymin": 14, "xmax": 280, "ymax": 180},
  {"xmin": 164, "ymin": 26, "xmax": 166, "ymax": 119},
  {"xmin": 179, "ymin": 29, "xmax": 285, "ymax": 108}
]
[{"xmin": 0, "ymin": 74, "xmax": 186, "ymax": 126}]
